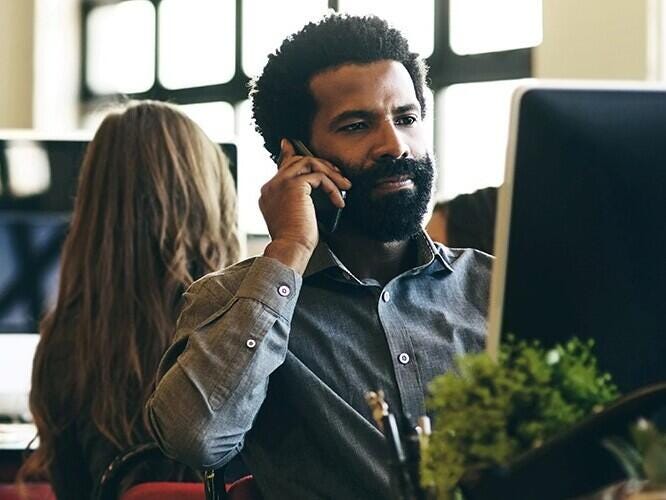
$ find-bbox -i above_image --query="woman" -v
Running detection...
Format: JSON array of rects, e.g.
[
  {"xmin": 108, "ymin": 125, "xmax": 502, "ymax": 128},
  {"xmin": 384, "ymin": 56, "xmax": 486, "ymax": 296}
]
[{"xmin": 18, "ymin": 101, "xmax": 240, "ymax": 499}]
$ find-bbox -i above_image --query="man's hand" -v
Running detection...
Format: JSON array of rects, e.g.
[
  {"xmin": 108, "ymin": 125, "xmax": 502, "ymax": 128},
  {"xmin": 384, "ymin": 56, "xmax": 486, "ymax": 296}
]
[{"xmin": 261, "ymin": 139, "xmax": 351, "ymax": 275}]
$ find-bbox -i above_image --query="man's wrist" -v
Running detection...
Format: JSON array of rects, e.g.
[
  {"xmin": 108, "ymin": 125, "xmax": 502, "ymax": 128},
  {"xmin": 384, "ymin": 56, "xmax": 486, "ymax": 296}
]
[{"xmin": 263, "ymin": 239, "xmax": 314, "ymax": 275}]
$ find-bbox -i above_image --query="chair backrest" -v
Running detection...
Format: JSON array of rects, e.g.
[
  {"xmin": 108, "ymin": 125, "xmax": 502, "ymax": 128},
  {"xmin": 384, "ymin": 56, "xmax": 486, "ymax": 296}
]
[
  {"xmin": 226, "ymin": 476, "xmax": 261, "ymax": 500},
  {"xmin": 121, "ymin": 482, "xmax": 204, "ymax": 500},
  {"xmin": 93, "ymin": 443, "xmax": 163, "ymax": 500},
  {"xmin": 0, "ymin": 483, "xmax": 55, "ymax": 500},
  {"xmin": 204, "ymin": 471, "xmax": 261, "ymax": 500},
  {"xmin": 94, "ymin": 444, "xmax": 261, "ymax": 500},
  {"xmin": 117, "ymin": 476, "xmax": 260, "ymax": 500}
]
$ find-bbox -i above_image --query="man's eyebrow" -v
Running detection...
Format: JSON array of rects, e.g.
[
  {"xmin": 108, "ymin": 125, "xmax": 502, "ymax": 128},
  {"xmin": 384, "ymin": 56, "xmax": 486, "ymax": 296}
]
[
  {"xmin": 329, "ymin": 110, "xmax": 374, "ymax": 130},
  {"xmin": 393, "ymin": 103, "xmax": 421, "ymax": 115}
]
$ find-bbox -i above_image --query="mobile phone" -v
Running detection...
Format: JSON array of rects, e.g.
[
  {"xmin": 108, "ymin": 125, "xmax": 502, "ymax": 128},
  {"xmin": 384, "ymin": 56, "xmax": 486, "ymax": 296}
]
[{"xmin": 290, "ymin": 139, "xmax": 346, "ymax": 234}]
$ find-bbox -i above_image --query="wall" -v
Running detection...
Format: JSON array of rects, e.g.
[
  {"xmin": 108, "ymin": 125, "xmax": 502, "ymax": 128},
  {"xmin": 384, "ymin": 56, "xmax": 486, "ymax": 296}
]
[
  {"xmin": 0, "ymin": 0, "xmax": 34, "ymax": 128},
  {"xmin": 534, "ymin": 0, "xmax": 653, "ymax": 80},
  {"xmin": 33, "ymin": 0, "xmax": 80, "ymax": 131}
]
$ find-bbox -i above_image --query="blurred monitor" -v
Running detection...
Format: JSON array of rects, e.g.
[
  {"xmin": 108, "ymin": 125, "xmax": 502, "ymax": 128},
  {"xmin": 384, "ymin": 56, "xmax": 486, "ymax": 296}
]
[
  {"xmin": 487, "ymin": 84, "xmax": 666, "ymax": 393},
  {"xmin": 0, "ymin": 132, "xmax": 236, "ymax": 418}
]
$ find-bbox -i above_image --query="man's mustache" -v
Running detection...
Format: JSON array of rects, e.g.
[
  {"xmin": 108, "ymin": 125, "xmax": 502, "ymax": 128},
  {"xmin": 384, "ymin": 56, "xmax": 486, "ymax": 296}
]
[{"xmin": 343, "ymin": 157, "xmax": 432, "ymax": 191}]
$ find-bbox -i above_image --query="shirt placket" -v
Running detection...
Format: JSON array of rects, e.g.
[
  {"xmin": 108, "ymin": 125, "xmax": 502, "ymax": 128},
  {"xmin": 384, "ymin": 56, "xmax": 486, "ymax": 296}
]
[{"xmin": 376, "ymin": 281, "xmax": 426, "ymax": 421}]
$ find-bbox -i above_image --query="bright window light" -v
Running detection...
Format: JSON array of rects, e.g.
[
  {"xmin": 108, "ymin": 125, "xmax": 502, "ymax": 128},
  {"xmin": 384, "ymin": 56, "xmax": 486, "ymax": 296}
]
[
  {"xmin": 450, "ymin": 0, "xmax": 542, "ymax": 55},
  {"xmin": 435, "ymin": 79, "xmax": 530, "ymax": 201},
  {"xmin": 159, "ymin": 0, "xmax": 235, "ymax": 89},
  {"xmin": 179, "ymin": 102, "xmax": 236, "ymax": 142},
  {"xmin": 0, "ymin": 334, "xmax": 40, "ymax": 420},
  {"xmin": 423, "ymin": 88, "xmax": 435, "ymax": 152},
  {"xmin": 339, "ymin": 0, "xmax": 435, "ymax": 58},
  {"xmin": 86, "ymin": 0, "xmax": 155, "ymax": 94},
  {"xmin": 242, "ymin": 0, "xmax": 329, "ymax": 77},
  {"xmin": 5, "ymin": 141, "xmax": 51, "ymax": 198},
  {"xmin": 236, "ymin": 100, "xmax": 275, "ymax": 234}
]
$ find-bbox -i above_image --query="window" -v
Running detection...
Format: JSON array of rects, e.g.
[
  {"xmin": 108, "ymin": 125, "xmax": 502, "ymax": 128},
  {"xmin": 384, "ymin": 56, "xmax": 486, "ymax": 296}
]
[
  {"xmin": 435, "ymin": 79, "xmax": 530, "ymax": 200},
  {"xmin": 82, "ymin": 0, "xmax": 541, "ymax": 231},
  {"xmin": 180, "ymin": 102, "xmax": 236, "ymax": 141},
  {"xmin": 159, "ymin": 0, "xmax": 236, "ymax": 89},
  {"xmin": 449, "ymin": 0, "xmax": 542, "ymax": 56},
  {"xmin": 86, "ymin": 1, "xmax": 155, "ymax": 94},
  {"xmin": 236, "ymin": 100, "xmax": 274, "ymax": 235},
  {"xmin": 338, "ymin": 0, "xmax": 435, "ymax": 57},
  {"xmin": 242, "ymin": 0, "xmax": 329, "ymax": 77}
]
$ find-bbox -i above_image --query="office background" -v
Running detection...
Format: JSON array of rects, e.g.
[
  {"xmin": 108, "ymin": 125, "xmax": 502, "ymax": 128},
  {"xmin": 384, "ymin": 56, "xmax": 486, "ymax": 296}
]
[{"xmin": 3, "ymin": 0, "xmax": 662, "ymax": 239}]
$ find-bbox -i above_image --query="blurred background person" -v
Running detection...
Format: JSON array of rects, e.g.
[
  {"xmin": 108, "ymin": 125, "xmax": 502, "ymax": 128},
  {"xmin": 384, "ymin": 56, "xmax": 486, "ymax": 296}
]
[
  {"xmin": 17, "ymin": 100, "xmax": 240, "ymax": 499},
  {"xmin": 426, "ymin": 186, "xmax": 498, "ymax": 254}
]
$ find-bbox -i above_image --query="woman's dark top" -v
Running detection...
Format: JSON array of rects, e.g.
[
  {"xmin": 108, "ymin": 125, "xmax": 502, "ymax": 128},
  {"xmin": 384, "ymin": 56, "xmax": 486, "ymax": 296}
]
[{"xmin": 40, "ymin": 336, "xmax": 198, "ymax": 500}]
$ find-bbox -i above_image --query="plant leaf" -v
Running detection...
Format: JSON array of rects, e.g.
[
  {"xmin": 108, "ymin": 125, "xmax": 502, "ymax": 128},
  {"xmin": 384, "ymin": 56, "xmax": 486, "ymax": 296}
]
[{"xmin": 601, "ymin": 436, "xmax": 644, "ymax": 480}]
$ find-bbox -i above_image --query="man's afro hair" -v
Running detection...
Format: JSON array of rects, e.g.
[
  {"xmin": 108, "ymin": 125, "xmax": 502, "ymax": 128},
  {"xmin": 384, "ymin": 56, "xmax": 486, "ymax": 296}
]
[{"xmin": 250, "ymin": 13, "xmax": 429, "ymax": 161}]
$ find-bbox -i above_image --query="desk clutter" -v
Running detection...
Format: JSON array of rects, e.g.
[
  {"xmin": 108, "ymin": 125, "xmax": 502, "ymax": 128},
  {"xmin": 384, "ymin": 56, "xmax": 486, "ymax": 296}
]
[{"xmin": 367, "ymin": 343, "xmax": 666, "ymax": 500}]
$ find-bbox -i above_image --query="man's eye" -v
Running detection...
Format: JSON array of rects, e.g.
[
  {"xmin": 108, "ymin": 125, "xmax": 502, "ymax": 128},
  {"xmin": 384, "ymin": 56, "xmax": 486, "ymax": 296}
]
[
  {"xmin": 396, "ymin": 116, "xmax": 417, "ymax": 126},
  {"xmin": 338, "ymin": 122, "xmax": 367, "ymax": 132}
]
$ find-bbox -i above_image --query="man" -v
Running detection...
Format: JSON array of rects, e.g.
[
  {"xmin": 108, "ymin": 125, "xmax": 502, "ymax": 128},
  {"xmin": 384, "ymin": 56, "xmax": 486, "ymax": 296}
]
[{"xmin": 147, "ymin": 14, "xmax": 492, "ymax": 499}]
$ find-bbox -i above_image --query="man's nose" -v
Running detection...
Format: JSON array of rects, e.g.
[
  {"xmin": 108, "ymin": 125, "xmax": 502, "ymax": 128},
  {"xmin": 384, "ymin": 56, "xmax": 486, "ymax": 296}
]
[{"xmin": 372, "ymin": 122, "xmax": 409, "ymax": 160}]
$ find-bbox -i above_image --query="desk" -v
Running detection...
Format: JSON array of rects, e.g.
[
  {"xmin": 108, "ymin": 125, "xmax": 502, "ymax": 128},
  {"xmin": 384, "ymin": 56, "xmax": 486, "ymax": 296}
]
[
  {"xmin": 0, "ymin": 423, "xmax": 37, "ymax": 482},
  {"xmin": 0, "ymin": 424, "xmax": 36, "ymax": 451}
]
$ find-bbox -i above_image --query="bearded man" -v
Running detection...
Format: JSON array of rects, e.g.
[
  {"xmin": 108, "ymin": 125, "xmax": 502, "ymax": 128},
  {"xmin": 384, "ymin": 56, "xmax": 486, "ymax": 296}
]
[{"xmin": 148, "ymin": 14, "xmax": 492, "ymax": 500}]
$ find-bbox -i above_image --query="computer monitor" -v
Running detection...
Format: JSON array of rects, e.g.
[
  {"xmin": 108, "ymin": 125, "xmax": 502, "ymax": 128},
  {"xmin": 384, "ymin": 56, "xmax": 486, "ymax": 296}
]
[
  {"xmin": 487, "ymin": 83, "xmax": 666, "ymax": 393},
  {"xmin": 0, "ymin": 132, "xmax": 237, "ymax": 418}
]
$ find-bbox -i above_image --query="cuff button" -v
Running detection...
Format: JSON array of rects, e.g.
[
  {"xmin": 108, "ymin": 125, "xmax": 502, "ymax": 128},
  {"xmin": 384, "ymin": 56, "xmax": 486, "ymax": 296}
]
[
  {"xmin": 278, "ymin": 285, "xmax": 291, "ymax": 297},
  {"xmin": 246, "ymin": 339, "xmax": 257, "ymax": 349}
]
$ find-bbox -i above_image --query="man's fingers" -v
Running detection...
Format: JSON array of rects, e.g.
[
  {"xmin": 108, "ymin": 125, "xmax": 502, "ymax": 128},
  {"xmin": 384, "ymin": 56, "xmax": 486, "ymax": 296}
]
[
  {"xmin": 278, "ymin": 157, "xmax": 351, "ymax": 189},
  {"xmin": 277, "ymin": 138, "xmax": 297, "ymax": 168},
  {"xmin": 298, "ymin": 173, "xmax": 347, "ymax": 208}
]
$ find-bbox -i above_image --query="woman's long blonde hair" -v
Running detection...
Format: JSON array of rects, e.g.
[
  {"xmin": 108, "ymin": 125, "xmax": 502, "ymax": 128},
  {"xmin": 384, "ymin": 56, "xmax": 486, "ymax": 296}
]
[{"xmin": 21, "ymin": 100, "xmax": 240, "ymax": 481}]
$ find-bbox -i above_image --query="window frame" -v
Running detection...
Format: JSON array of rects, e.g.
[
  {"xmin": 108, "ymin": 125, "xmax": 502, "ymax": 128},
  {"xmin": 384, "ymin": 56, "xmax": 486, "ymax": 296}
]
[{"xmin": 80, "ymin": 0, "xmax": 532, "ymax": 106}]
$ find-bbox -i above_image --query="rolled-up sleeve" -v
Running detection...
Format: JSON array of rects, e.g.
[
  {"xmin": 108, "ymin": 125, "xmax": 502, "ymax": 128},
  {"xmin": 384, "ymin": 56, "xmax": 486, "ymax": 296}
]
[{"xmin": 146, "ymin": 256, "xmax": 301, "ymax": 469}]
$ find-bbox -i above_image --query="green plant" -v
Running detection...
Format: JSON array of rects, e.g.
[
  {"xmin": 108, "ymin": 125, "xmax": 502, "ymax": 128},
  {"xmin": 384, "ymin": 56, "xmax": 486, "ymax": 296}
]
[
  {"xmin": 421, "ymin": 336, "xmax": 619, "ymax": 499},
  {"xmin": 602, "ymin": 407, "xmax": 666, "ymax": 488}
]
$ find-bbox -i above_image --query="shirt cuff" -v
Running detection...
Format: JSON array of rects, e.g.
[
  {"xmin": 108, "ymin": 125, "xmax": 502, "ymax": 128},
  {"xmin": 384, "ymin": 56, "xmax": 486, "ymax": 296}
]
[{"xmin": 235, "ymin": 256, "xmax": 302, "ymax": 319}]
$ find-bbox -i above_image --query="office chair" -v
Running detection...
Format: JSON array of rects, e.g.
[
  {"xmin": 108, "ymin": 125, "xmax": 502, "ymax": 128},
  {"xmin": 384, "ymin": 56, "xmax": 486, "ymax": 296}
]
[
  {"xmin": 93, "ymin": 443, "xmax": 201, "ymax": 500},
  {"xmin": 204, "ymin": 468, "xmax": 261, "ymax": 500},
  {"xmin": 0, "ymin": 483, "xmax": 55, "ymax": 500},
  {"xmin": 93, "ymin": 443, "xmax": 260, "ymax": 500}
]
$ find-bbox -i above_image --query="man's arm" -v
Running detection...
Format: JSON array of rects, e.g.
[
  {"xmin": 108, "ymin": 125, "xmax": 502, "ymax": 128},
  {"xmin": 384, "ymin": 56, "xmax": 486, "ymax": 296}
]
[
  {"xmin": 146, "ymin": 256, "xmax": 301, "ymax": 469},
  {"xmin": 147, "ymin": 139, "xmax": 350, "ymax": 469}
]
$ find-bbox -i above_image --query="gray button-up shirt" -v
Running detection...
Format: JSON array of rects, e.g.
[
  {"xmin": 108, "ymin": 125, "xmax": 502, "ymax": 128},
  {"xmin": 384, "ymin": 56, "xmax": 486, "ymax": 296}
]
[{"xmin": 147, "ymin": 232, "xmax": 492, "ymax": 499}]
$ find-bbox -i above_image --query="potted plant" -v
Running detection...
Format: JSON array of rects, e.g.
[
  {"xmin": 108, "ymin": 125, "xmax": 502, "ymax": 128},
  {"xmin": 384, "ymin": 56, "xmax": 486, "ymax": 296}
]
[{"xmin": 420, "ymin": 337, "xmax": 621, "ymax": 500}]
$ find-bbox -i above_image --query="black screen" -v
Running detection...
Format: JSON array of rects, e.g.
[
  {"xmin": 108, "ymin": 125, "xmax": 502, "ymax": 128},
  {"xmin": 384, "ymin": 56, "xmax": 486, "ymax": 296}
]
[
  {"xmin": 500, "ymin": 88, "xmax": 666, "ymax": 393},
  {"xmin": 0, "ymin": 139, "xmax": 86, "ymax": 334}
]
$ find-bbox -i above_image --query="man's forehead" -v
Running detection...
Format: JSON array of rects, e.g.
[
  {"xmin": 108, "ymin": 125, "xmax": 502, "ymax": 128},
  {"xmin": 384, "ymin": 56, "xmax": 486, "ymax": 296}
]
[{"xmin": 309, "ymin": 60, "xmax": 420, "ymax": 118}]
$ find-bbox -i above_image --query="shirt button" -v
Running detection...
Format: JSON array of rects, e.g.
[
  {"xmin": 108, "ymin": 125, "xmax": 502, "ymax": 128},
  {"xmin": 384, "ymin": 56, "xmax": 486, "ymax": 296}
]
[
  {"xmin": 278, "ymin": 285, "xmax": 291, "ymax": 297},
  {"xmin": 246, "ymin": 339, "xmax": 256, "ymax": 349},
  {"xmin": 381, "ymin": 290, "xmax": 390, "ymax": 302},
  {"xmin": 398, "ymin": 352, "xmax": 410, "ymax": 364}
]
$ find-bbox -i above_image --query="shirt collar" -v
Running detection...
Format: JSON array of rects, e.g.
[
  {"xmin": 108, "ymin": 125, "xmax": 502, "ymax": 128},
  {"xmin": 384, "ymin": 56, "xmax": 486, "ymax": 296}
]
[{"xmin": 302, "ymin": 229, "xmax": 454, "ymax": 280}]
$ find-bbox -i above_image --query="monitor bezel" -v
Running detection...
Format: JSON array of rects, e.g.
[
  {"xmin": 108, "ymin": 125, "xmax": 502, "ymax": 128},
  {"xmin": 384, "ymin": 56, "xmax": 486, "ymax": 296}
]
[{"xmin": 485, "ymin": 80, "xmax": 666, "ymax": 359}]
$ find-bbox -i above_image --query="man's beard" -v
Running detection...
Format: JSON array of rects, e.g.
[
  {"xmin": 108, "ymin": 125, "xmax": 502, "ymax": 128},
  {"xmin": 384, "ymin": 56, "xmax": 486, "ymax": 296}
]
[{"xmin": 336, "ymin": 154, "xmax": 434, "ymax": 242}]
